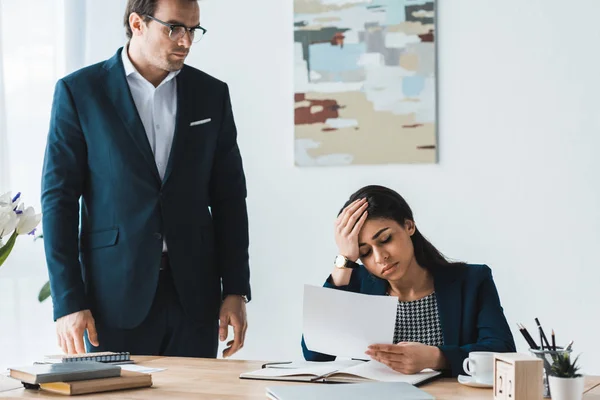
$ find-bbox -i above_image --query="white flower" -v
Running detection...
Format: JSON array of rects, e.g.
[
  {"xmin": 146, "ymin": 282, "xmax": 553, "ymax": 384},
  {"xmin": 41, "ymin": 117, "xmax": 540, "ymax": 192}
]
[
  {"xmin": 0, "ymin": 192, "xmax": 12, "ymax": 206},
  {"xmin": 0, "ymin": 191, "xmax": 42, "ymax": 268},
  {"xmin": 0, "ymin": 209, "xmax": 18, "ymax": 238},
  {"xmin": 0, "ymin": 192, "xmax": 41, "ymax": 238},
  {"xmin": 0, "ymin": 191, "xmax": 19, "ymax": 209},
  {"xmin": 15, "ymin": 205, "xmax": 41, "ymax": 236},
  {"xmin": 0, "ymin": 192, "xmax": 19, "ymax": 238}
]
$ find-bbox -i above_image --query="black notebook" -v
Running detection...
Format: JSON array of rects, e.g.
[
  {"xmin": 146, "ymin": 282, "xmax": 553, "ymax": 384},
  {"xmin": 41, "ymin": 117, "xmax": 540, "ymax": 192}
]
[{"xmin": 9, "ymin": 361, "xmax": 121, "ymax": 384}]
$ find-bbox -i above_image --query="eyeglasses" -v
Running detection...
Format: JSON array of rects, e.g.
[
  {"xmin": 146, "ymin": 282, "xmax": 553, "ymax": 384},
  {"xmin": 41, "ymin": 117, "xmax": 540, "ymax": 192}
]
[{"xmin": 144, "ymin": 15, "xmax": 206, "ymax": 43}]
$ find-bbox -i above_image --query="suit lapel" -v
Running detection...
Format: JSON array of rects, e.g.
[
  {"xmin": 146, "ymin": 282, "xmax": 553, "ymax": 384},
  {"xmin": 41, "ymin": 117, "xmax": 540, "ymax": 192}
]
[
  {"xmin": 102, "ymin": 48, "xmax": 161, "ymax": 185},
  {"xmin": 162, "ymin": 68, "xmax": 190, "ymax": 186},
  {"xmin": 361, "ymin": 272, "xmax": 388, "ymax": 295},
  {"xmin": 432, "ymin": 265, "xmax": 465, "ymax": 346}
]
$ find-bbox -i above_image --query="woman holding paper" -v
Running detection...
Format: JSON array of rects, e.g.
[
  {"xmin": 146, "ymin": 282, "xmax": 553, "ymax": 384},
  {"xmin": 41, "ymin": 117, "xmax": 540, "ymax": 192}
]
[{"xmin": 301, "ymin": 185, "xmax": 515, "ymax": 377}]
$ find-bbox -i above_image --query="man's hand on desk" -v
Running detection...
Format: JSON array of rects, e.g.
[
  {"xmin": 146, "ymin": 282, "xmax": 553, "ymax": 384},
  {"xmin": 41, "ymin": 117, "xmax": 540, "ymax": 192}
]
[
  {"xmin": 56, "ymin": 309, "xmax": 99, "ymax": 354},
  {"xmin": 219, "ymin": 295, "xmax": 247, "ymax": 358},
  {"xmin": 365, "ymin": 342, "xmax": 447, "ymax": 375}
]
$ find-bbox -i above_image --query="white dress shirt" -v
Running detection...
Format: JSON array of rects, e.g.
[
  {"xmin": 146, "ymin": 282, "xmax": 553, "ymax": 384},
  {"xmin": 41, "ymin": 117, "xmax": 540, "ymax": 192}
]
[{"xmin": 122, "ymin": 47, "xmax": 180, "ymax": 251}]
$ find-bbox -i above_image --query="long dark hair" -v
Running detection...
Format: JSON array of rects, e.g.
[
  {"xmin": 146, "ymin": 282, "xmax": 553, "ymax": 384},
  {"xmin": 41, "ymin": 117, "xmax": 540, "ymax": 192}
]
[{"xmin": 341, "ymin": 185, "xmax": 462, "ymax": 270}]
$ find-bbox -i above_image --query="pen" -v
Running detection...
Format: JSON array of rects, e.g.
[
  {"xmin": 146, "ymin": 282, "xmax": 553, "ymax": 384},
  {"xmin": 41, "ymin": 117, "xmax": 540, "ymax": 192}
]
[
  {"xmin": 522, "ymin": 323, "xmax": 540, "ymax": 349},
  {"xmin": 565, "ymin": 340, "xmax": 574, "ymax": 352},
  {"xmin": 517, "ymin": 323, "xmax": 539, "ymax": 349},
  {"xmin": 551, "ymin": 329, "xmax": 556, "ymax": 351},
  {"xmin": 261, "ymin": 361, "xmax": 292, "ymax": 369},
  {"xmin": 535, "ymin": 318, "xmax": 552, "ymax": 350}
]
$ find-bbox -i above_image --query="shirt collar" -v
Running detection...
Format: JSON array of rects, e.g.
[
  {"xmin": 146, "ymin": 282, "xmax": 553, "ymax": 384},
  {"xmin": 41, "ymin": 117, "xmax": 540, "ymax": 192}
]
[{"xmin": 121, "ymin": 45, "xmax": 181, "ymax": 86}]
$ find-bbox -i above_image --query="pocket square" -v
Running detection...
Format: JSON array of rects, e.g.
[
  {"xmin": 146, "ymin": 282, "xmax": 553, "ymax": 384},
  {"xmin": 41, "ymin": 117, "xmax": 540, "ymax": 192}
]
[{"xmin": 190, "ymin": 118, "xmax": 211, "ymax": 126}]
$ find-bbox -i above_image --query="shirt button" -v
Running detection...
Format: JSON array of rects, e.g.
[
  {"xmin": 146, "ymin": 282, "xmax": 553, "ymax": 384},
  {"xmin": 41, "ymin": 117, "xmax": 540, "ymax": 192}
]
[
  {"xmin": 156, "ymin": 124, "xmax": 160, "ymax": 129},
  {"xmin": 154, "ymin": 232, "xmax": 162, "ymax": 240}
]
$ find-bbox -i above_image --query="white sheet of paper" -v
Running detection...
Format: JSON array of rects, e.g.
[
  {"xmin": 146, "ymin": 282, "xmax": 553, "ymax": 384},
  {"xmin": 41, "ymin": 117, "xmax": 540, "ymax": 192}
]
[
  {"xmin": 265, "ymin": 359, "xmax": 365, "ymax": 369},
  {"xmin": 302, "ymin": 284, "xmax": 398, "ymax": 359},
  {"xmin": 339, "ymin": 360, "xmax": 438, "ymax": 383},
  {"xmin": 120, "ymin": 364, "xmax": 166, "ymax": 374}
]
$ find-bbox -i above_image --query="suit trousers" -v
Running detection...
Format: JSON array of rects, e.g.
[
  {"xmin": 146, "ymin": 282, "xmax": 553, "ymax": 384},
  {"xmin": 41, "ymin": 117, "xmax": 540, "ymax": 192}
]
[{"xmin": 84, "ymin": 255, "xmax": 219, "ymax": 357}]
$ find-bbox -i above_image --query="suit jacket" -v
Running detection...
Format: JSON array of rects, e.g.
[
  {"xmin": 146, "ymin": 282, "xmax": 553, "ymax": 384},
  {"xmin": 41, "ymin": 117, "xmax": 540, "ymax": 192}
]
[
  {"xmin": 301, "ymin": 264, "xmax": 515, "ymax": 377},
  {"xmin": 41, "ymin": 47, "xmax": 251, "ymax": 329}
]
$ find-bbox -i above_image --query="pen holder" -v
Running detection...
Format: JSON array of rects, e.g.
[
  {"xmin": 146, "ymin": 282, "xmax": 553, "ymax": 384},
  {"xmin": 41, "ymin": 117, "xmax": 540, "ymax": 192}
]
[{"xmin": 529, "ymin": 347, "xmax": 571, "ymax": 398}]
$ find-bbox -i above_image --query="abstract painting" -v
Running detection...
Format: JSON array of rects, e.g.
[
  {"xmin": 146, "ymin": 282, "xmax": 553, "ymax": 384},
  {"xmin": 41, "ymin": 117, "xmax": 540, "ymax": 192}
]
[{"xmin": 294, "ymin": 0, "xmax": 437, "ymax": 166}]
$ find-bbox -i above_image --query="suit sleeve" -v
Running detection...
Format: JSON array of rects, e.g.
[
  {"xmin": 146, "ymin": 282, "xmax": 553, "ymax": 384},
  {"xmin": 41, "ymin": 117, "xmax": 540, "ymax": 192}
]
[
  {"xmin": 41, "ymin": 79, "xmax": 89, "ymax": 321},
  {"xmin": 302, "ymin": 268, "xmax": 364, "ymax": 361},
  {"xmin": 209, "ymin": 84, "xmax": 251, "ymax": 300},
  {"xmin": 438, "ymin": 266, "xmax": 516, "ymax": 376}
]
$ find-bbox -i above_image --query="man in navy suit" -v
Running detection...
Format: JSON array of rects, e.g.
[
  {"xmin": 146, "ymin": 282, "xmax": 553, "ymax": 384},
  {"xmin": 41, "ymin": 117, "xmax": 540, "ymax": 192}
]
[{"xmin": 41, "ymin": 0, "xmax": 250, "ymax": 358}]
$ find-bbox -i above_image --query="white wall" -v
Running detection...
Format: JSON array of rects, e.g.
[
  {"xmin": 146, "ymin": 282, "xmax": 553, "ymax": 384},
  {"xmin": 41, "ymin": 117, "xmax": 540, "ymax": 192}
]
[
  {"xmin": 2, "ymin": 0, "xmax": 600, "ymax": 374},
  {"xmin": 0, "ymin": 7, "xmax": 8, "ymax": 192},
  {"xmin": 195, "ymin": 0, "xmax": 600, "ymax": 372}
]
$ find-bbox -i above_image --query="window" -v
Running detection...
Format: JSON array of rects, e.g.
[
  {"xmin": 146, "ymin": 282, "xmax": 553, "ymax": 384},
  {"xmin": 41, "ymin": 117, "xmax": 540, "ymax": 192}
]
[{"xmin": 0, "ymin": 0, "xmax": 63, "ymax": 372}]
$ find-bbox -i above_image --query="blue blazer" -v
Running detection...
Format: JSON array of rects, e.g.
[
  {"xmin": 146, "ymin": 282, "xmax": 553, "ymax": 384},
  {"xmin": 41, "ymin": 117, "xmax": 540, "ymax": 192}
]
[
  {"xmin": 41, "ymin": 48, "xmax": 250, "ymax": 329},
  {"xmin": 302, "ymin": 264, "xmax": 515, "ymax": 377}
]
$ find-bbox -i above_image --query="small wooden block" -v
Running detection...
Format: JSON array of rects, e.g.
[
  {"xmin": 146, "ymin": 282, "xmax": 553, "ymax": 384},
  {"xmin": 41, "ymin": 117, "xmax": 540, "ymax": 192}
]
[{"xmin": 493, "ymin": 353, "xmax": 543, "ymax": 400}]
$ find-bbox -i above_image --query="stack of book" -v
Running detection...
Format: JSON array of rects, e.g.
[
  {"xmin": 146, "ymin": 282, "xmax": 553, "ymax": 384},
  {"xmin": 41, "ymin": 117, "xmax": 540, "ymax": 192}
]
[{"xmin": 8, "ymin": 357, "xmax": 152, "ymax": 396}]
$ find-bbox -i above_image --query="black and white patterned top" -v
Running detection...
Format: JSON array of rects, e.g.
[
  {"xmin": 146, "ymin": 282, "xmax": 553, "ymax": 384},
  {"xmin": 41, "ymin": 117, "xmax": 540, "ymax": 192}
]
[{"xmin": 392, "ymin": 292, "xmax": 444, "ymax": 346}]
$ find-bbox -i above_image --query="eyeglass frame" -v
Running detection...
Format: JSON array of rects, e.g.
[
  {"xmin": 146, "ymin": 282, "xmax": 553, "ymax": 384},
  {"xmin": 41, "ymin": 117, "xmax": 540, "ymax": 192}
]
[{"xmin": 143, "ymin": 15, "xmax": 207, "ymax": 42}]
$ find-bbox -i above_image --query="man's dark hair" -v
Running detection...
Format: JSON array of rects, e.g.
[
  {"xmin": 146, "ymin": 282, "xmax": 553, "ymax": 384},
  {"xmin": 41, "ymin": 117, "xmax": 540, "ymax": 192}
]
[
  {"xmin": 123, "ymin": 0, "xmax": 159, "ymax": 40},
  {"xmin": 123, "ymin": 0, "xmax": 199, "ymax": 39}
]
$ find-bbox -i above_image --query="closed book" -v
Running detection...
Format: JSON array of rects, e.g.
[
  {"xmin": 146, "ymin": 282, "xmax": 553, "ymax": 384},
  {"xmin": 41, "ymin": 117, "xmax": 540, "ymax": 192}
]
[
  {"xmin": 9, "ymin": 361, "xmax": 121, "ymax": 384},
  {"xmin": 39, "ymin": 370, "xmax": 152, "ymax": 395}
]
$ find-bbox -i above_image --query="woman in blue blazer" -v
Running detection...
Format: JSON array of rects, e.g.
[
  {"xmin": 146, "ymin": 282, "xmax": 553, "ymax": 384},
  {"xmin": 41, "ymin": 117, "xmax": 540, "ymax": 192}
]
[{"xmin": 302, "ymin": 185, "xmax": 515, "ymax": 377}]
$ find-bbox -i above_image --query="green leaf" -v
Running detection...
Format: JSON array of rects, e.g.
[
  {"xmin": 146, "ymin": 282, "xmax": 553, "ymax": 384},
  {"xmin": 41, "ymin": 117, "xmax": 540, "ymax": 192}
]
[
  {"xmin": 550, "ymin": 352, "xmax": 582, "ymax": 378},
  {"xmin": 38, "ymin": 281, "xmax": 51, "ymax": 302},
  {"xmin": 0, "ymin": 231, "xmax": 18, "ymax": 268}
]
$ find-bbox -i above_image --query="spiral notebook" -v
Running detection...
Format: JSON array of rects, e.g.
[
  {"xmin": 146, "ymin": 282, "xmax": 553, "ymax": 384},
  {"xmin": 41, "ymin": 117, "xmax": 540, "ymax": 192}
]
[{"xmin": 42, "ymin": 352, "xmax": 133, "ymax": 365}]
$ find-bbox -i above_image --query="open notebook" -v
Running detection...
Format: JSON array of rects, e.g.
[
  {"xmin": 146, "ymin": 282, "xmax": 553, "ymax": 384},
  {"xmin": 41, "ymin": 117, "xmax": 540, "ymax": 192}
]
[{"xmin": 240, "ymin": 360, "xmax": 441, "ymax": 385}]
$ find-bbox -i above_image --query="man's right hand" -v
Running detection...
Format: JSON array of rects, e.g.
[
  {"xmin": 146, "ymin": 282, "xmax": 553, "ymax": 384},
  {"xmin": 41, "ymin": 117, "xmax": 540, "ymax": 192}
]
[{"xmin": 56, "ymin": 309, "xmax": 99, "ymax": 354}]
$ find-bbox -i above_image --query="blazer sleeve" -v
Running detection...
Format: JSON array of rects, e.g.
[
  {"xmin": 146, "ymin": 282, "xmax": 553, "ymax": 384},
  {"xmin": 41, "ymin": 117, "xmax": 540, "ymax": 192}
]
[
  {"xmin": 209, "ymin": 84, "xmax": 251, "ymax": 300},
  {"xmin": 438, "ymin": 266, "xmax": 516, "ymax": 376},
  {"xmin": 302, "ymin": 267, "xmax": 364, "ymax": 361},
  {"xmin": 41, "ymin": 79, "xmax": 89, "ymax": 321}
]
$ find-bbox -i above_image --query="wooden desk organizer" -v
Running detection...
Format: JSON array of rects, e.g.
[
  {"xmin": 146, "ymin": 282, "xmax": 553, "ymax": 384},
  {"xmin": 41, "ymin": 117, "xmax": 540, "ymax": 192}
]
[{"xmin": 494, "ymin": 353, "xmax": 543, "ymax": 399}]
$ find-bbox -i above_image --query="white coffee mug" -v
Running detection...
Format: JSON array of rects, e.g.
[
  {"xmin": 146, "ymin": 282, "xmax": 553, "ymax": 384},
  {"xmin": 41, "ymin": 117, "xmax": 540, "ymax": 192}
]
[{"xmin": 462, "ymin": 351, "xmax": 495, "ymax": 385}]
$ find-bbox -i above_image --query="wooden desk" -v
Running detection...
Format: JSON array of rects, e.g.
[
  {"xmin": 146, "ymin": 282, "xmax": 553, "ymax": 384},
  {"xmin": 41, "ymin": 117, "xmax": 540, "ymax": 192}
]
[{"xmin": 1, "ymin": 356, "xmax": 599, "ymax": 399}]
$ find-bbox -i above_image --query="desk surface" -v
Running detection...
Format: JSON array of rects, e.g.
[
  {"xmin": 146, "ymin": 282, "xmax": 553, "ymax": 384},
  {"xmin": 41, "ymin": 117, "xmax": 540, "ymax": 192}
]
[{"xmin": 1, "ymin": 356, "xmax": 600, "ymax": 399}]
